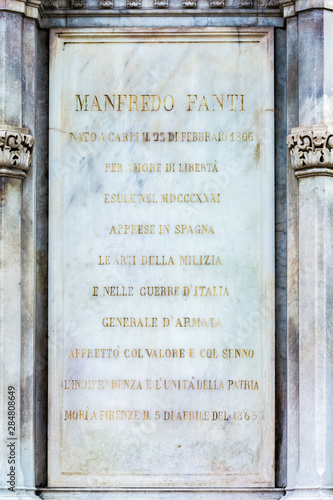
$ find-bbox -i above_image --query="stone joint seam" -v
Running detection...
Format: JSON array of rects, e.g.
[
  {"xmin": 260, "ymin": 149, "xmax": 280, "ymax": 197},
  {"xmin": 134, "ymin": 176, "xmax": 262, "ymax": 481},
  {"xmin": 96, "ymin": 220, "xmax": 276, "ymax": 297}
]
[
  {"xmin": 287, "ymin": 126, "xmax": 333, "ymax": 178},
  {"xmin": 0, "ymin": 129, "xmax": 34, "ymax": 179}
]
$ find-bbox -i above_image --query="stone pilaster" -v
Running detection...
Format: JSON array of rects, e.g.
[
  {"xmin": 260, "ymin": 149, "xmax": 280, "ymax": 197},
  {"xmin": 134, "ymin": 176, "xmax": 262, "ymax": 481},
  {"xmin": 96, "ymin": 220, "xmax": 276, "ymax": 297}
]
[
  {"xmin": 286, "ymin": 125, "xmax": 333, "ymax": 499},
  {"xmin": 283, "ymin": 0, "xmax": 333, "ymax": 493},
  {"xmin": 0, "ymin": 3, "xmax": 39, "ymax": 497},
  {"xmin": 0, "ymin": 127, "xmax": 34, "ymax": 499},
  {"xmin": 0, "ymin": 129, "xmax": 35, "ymax": 495}
]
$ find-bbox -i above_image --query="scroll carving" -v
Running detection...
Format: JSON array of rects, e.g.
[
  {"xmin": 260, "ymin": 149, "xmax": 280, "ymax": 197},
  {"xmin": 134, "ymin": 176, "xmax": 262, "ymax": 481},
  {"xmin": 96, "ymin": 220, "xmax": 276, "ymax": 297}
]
[
  {"xmin": 126, "ymin": 0, "xmax": 142, "ymax": 8},
  {"xmin": 43, "ymin": 0, "xmax": 59, "ymax": 8},
  {"xmin": 209, "ymin": 0, "xmax": 225, "ymax": 8},
  {"xmin": 182, "ymin": 0, "xmax": 197, "ymax": 7},
  {"xmin": 0, "ymin": 129, "xmax": 34, "ymax": 179},
  {"xmin": 287, "ymin": 126, "xmax": 333, "ymax": 178},
  {"xmin": 154, "ymin": 0, "xmax": 168, "ymax": 8},
  {"xmin": 71, "ymin": 0, "xmax": 86, "ymax": 8},
  {"xmin": 239, "ymin": 0, "xmax": 254, "ymax": 8},
  {"xmin": 99, "ymin": 0, "xmax": 114, "ymax": 7},
  {"xmin": 266, "ymin": 0, "xmax": 279, "ymax": 7}
]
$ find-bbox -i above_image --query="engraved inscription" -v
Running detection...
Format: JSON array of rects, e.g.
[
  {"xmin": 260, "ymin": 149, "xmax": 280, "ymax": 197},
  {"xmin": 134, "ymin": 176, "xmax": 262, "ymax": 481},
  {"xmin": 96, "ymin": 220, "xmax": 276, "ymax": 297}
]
[{"xmin": 49, "ymin": 29, "xmax": 274, "ymax": 488}]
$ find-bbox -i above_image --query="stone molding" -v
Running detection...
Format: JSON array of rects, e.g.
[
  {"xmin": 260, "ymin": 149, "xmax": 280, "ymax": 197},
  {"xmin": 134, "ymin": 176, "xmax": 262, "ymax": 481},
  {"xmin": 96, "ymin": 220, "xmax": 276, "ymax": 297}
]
[
  {"xmin": 287, "ymin": 125, "xmax": 333, "ymax": 178},
  {"xmin": 41, "ymin": 0, "xmax": 281, "ymax": 14},
  {"xmin": 0, "ymin": 127, "xmax": 34, "ymax": 180},
  {"xmin": 0, "ymin": 0, "xmax": 42, "ymax": 20},
  {"xmin": 280, "ymin": 0, "xmax": 333, "ymax": 17},
  {"xmin": 0, "ymin": 0, "xmax": 282, "ymax": 23},
  {"xmin": 209, "ymin": 0, "xmax": 225, "ymax": 6},
  {"xmin": 39, "ymin": 488, "xmax": 286, "ymax": 499}
]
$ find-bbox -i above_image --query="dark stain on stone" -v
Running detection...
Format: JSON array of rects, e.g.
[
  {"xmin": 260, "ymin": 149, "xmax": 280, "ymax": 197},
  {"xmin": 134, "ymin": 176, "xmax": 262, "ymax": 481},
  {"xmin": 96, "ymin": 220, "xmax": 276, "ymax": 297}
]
[
  {"xmin": 254, "ymin": 142, "xmax": 261, "ymax": 164},
  {"xmin": 0, "ymin": 177, "xmax": 8, "ymax": 209}
]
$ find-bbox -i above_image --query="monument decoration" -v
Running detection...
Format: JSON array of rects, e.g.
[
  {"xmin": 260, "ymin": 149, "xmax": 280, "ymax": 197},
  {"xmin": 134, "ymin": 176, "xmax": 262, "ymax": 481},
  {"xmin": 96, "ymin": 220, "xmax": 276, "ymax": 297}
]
[{"xmin": 1, "ymin": 0, "xmax": 333, "ymax": 498}]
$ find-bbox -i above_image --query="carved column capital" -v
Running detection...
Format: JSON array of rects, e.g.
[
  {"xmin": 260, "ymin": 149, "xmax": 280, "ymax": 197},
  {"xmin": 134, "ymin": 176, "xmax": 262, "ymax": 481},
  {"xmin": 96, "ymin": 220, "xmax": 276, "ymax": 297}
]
[
  {"xmin": 0, "ymin": 127, "xmax": 35, "ymax": 180},
  {"xmin": 287, "ymin": 125, "xmax": 333, "ymax": 178}
]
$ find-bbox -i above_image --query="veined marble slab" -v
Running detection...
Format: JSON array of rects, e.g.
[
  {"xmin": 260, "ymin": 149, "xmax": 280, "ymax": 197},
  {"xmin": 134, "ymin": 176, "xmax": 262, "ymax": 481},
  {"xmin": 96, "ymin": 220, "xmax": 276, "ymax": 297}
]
[{"xmin": 49, "ymin": 28, "xmax": 275, "ymax": 489}]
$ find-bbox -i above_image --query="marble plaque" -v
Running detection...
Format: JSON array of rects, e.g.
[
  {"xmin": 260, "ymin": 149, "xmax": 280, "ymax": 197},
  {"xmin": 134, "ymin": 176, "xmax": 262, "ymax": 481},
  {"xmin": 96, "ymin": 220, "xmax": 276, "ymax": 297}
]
[{"xmin": 49, "ymin": 28, "xmax": 275, "ymax": 488}]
